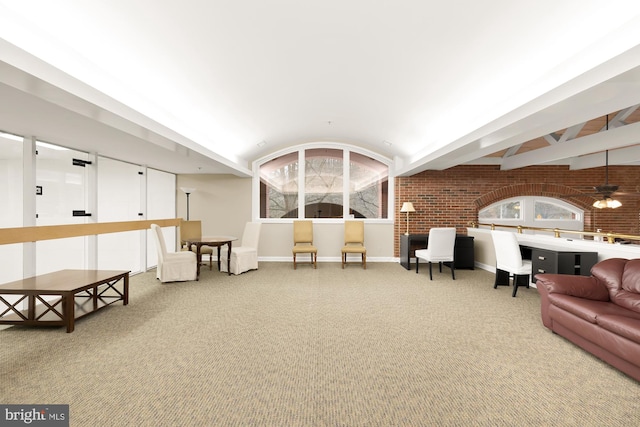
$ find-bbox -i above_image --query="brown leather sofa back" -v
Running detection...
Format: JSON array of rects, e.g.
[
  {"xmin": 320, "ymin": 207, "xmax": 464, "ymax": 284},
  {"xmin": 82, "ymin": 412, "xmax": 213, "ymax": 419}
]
[
  {"xmin": 592, "ymin": 258, "xmax": 640, "ymax": 314},
  {"xmin": 619, "ymin": 259, "xmax": 640, "ymax": 313}
]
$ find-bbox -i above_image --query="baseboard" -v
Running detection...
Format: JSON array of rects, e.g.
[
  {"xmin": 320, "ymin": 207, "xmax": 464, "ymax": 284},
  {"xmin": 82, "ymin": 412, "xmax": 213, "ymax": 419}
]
[{"xmin": 257, "ymin": 256, "xmax": 399, "ymax": 263}]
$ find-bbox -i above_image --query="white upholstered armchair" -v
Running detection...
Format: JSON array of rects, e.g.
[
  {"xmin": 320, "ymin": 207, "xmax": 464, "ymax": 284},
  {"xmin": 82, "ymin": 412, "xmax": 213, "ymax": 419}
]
[
  {"xmin": 151, "ymin": 224, "xmax": 197, "ymax": 282},
  {"xmin": 220, "ymin": 222, "xmax": 262, "ymax": 275}
]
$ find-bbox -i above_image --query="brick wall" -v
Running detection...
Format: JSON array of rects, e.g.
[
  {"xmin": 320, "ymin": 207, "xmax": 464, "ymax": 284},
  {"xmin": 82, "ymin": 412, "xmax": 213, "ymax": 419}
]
[{"xmin": 394, "ymin": 164, "xmax": 640, "ymax": 256}]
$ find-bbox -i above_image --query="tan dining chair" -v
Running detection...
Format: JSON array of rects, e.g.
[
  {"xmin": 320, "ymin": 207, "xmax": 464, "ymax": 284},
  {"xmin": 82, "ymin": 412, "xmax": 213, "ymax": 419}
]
[
  {"xmin": 292, "ymin": 220, "xmax": 317, "ymax": 269},
  {"xmin": 180, "ymin": 220, "xmax": 213, "ymax": 270},
  {"xmin": 151, "ymin": 224, "xmax": 197, "ymax": 282},
  {"xmin": 341, "ymin": 220, "xmax": 366, "ymax": 269}
]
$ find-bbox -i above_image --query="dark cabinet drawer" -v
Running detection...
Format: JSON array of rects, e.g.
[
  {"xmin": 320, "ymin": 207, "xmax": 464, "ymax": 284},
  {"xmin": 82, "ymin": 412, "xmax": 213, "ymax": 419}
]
[
  {"xmin": 529, "ymin": 247, "xmax": 597, "ymax": 283},
  {"xmin": 532, "ymin": 249, "xmax": 557, "ymax": 275}
]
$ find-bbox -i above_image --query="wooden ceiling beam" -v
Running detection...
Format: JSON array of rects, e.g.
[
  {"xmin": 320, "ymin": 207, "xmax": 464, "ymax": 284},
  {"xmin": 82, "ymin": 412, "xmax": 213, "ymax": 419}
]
[{"xmin": 500, "ymin": 121, "xmax": 640, "ymax": 170}]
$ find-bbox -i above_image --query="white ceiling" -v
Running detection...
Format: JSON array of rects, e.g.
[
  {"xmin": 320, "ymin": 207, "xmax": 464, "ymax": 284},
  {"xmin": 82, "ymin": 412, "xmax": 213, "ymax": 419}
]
[{"xmin": 1, "ymin": 1, "xmax": 640, "ymax": 176}]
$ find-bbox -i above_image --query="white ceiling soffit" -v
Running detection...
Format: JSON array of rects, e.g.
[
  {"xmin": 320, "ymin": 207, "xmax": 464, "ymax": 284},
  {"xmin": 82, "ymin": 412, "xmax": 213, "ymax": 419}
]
[{"xmin": 0, "ymin": 39, "xmax": 251, "ymax": 176}]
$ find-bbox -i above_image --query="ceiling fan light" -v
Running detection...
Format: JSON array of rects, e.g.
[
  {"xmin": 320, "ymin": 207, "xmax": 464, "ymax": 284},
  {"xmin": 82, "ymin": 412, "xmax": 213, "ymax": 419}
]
[
  {"xmin": 593, "ymin": 198, "xmax": 622, "ymax": 209},
  {"xmin": 608, "ymin": 199, "xmax": 622, "ymax": 209}
]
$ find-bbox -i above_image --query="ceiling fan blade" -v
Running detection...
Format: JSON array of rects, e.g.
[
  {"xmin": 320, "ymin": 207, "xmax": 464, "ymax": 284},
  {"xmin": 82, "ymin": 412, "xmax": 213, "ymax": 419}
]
[
  {"xmin": 594, "ymin": 184, "xmax": 619, "ymax": 193},
  {"xmin": 612, "ymin": 191, "xmax": 640, "ymax": 197},
  {"xmin": 560, "ymin": 193, "xmax": 601, "ymax": 198}
]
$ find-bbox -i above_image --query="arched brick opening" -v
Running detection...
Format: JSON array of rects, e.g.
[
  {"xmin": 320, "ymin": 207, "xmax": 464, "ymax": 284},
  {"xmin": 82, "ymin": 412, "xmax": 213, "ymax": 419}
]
[{"xmin": 472, "ymin": 183, "xmax": 596, "ymax": 231}]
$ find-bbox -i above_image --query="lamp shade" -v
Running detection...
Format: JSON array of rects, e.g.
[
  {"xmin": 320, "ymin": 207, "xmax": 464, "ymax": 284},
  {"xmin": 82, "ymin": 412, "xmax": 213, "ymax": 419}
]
[
  {"xmin": 180, "ymin": 187, "xmax": 196, "ymax": 194},
  {"xmin": 593, "ymin": 198, "xmax": 621, "ymax": 209},
  {"xmin": 400, "ymin": 202, "xmax": 415, "ymax": 213}
]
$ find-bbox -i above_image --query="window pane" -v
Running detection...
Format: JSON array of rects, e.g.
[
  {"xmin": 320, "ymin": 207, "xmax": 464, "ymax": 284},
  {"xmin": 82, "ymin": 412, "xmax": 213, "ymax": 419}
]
[
  {"xmin": 305, "ymin": 148, "xmax": 343, "ymax": 218},
  {"xmin": 260, "ymin": 152, "xmax": 299, "ymax": 218},
  {"xmin": 534, "ymin": 201, "xmax": 578, "ymax": 220},
  {"xmin": 349, "ymin": 152, "xmax": 388, "ymax": 218},
  {"xmin": 479, "ymin": 201, "xmax": 521, "ymax": 219}
]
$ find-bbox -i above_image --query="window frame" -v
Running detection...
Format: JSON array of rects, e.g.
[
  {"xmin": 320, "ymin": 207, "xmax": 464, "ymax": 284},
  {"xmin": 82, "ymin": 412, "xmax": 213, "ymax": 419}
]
[{"xmin": 252, "ymin": 142, "xmax": 394, "ymax": 223}]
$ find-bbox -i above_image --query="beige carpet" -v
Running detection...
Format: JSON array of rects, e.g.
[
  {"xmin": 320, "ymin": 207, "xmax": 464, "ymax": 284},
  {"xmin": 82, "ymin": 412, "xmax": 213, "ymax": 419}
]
[{"xmin": 1, "ymin": 262, "xmax": 638, "ymax": 426}]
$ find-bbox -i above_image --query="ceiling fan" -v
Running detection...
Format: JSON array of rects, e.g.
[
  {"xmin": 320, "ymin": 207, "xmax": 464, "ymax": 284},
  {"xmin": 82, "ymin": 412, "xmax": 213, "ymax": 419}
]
[{"xmin": 561, "ymin": 115, "xmax": 639, "ymax": 208}]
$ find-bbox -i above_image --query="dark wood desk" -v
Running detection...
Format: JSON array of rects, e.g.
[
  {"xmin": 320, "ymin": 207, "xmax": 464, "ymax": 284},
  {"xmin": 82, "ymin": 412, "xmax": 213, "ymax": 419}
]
[
  {"xmin": 519, "ymin": 244, "xmax": 597, "ymax": 283},
  {"xmin": 0, "ymin": 270, "xmax": 129, "ymax": 333},
  {"xmin": 184, "ymin": 236, "xmax": 237, "ymax": 278},
  {"xmin": 400, "ymin": 234, "xmax": 475, "ymax": 270}
]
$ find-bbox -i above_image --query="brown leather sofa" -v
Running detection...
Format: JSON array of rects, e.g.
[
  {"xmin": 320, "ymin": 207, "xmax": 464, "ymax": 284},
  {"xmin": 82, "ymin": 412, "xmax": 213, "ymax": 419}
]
[{"xmin": 535, "ymin": 258, "xmax": 640, "ymax": 382}]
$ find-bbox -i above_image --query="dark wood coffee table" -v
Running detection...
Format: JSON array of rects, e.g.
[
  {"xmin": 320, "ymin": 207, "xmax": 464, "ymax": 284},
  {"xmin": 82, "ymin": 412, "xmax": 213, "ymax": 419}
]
[{"xmin": 0, "ymin": 270, "xmax": 129, "ymax": 333}]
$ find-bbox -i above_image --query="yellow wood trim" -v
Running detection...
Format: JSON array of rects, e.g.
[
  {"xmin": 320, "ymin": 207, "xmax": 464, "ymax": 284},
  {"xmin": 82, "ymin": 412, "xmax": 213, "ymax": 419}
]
[{"xmin": 0, "ymin": 218, "xmax": 182, "ymax": 245}]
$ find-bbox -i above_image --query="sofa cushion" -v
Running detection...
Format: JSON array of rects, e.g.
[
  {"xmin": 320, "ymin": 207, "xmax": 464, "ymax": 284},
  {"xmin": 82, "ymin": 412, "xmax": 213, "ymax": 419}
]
[
  {"xmin": 621, "ymin": 259, "xmax": 640, "ymax": 293},
  {"xmin": 548, "ymin": 294, "xmax": 625, "ymax": 324},
  {"xmin": 597, "ymin": 315, "xmax": 640, "ymax": 345},
  {"xmin": 591, "ymin": 258, "xmax": 626, "ymax": 293},
  {"xmin": 611, "ymin": 291, "xmax": 640, "ymax": 314},
  {"xmin": 589, "ymin": 258, "xmax": 640, "ymax": 314},
  {"xmin": 614, "ymin": 259, "xmax": 640, "ymax": 314}
]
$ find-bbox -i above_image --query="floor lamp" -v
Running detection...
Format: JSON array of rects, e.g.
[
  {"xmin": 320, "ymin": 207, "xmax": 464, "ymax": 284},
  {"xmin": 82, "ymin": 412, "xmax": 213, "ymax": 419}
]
[
  {"xmin": 180, "ymin": 187, "xmax": 195, "ymax": 220},
  {"xmin": 400, "ymin": 202, "xmax": 415, "ymax": 235}
]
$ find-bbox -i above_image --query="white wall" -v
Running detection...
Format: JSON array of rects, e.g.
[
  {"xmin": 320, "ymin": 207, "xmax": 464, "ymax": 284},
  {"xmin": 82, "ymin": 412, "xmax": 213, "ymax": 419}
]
[
  {"xmin": 0, "ymin": 136, "xmax": 177, "ymax": 280},
  {"xmin": 177, "ymin": 174, "xmax": 253, "ymax": 239},
  {"xmin": 0, "ymin": 139, "xmax": 24, "ymax": 283}
]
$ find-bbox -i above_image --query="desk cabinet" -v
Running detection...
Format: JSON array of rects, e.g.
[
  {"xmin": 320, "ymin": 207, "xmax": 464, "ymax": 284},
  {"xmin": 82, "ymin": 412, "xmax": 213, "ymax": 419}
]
[
  {"xmin": 530, "ymin": 248, "xmax": 597, "ymax": 283},
  {"xmin": 400, "ymin": 234, "xmax": 474, "ymax": 270}
]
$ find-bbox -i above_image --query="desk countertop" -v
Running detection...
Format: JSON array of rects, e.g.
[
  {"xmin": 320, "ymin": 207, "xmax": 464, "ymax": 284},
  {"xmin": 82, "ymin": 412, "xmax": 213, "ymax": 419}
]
[{"xmin": 468, "ymin": 227, "xmax": 640, "ymax": 264}]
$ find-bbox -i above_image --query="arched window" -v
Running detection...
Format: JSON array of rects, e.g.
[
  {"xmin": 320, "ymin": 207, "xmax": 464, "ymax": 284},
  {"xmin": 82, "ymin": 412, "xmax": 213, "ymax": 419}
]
[
  {"xmin": 479, "ymin": 196, "xmax": 583, "ymax": 232},
  {"xmin": 254, "ymin": 143, "xmax": 391, "ymax": 220}
]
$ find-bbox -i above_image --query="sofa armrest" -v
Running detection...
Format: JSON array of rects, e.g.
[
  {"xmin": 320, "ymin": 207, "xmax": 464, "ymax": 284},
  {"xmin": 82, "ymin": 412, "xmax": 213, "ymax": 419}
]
[
  {"xmin": 535, "ymin": 274, "xmax": 609, "ymax": 329},
  {"xmin": 535, "ymin": 273, "xmax": 609, "ymax": 301}
]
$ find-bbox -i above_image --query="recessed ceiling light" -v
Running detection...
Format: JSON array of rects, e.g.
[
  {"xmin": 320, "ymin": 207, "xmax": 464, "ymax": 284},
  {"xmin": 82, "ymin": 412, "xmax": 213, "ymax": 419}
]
[
  {"xmin": 257, "ymin": 141, "xmax": 267, "ymax": 147},
  {"xmin": 383, "ymin": 140, "xmax": 392, "ymax": 146}
]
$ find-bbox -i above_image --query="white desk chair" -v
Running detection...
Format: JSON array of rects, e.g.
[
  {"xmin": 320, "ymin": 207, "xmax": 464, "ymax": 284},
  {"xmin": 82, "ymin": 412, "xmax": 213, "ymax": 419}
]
[
  {"xmin": 491, "ymin": 230, "xmax": 532, "ymax": 297},
  {"xmin": 415, "ymin": 228, "xmax": 456, "ymax": 280}
]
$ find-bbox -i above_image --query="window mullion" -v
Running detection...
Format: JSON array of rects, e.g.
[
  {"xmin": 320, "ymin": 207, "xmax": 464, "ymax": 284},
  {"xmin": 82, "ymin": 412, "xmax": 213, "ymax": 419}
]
[
  {"xmin": 298, "ymin": 149, "xmax": 305, "ymax": 219},
  {"xmin": 343, "ymin": 150, "xmax": 349, "ymax": 218}
]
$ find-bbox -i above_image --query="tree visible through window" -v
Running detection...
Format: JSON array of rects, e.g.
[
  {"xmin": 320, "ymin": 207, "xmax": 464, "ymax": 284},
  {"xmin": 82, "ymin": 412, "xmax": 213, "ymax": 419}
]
[
  {"xmin": 534, "ymin": 200, "xmax": 577, "ymax": 220},
  {"xmin": 259, "ymin": 152, "xmax": 298, "ymax": 218},
  {"xmin": 258, "ymin": 145, "xmax": 390, "ymax": 219},
  {"xmin": 305, "ymin": 148, "xmax": 343, "ymax": 218},
  {"xmin": 479, "ymin": 200, "xmax": 521, "ymax": 220},
  {"xmin": 349, "ymin": 151, "xmax": 388, "ymax": 218}
]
